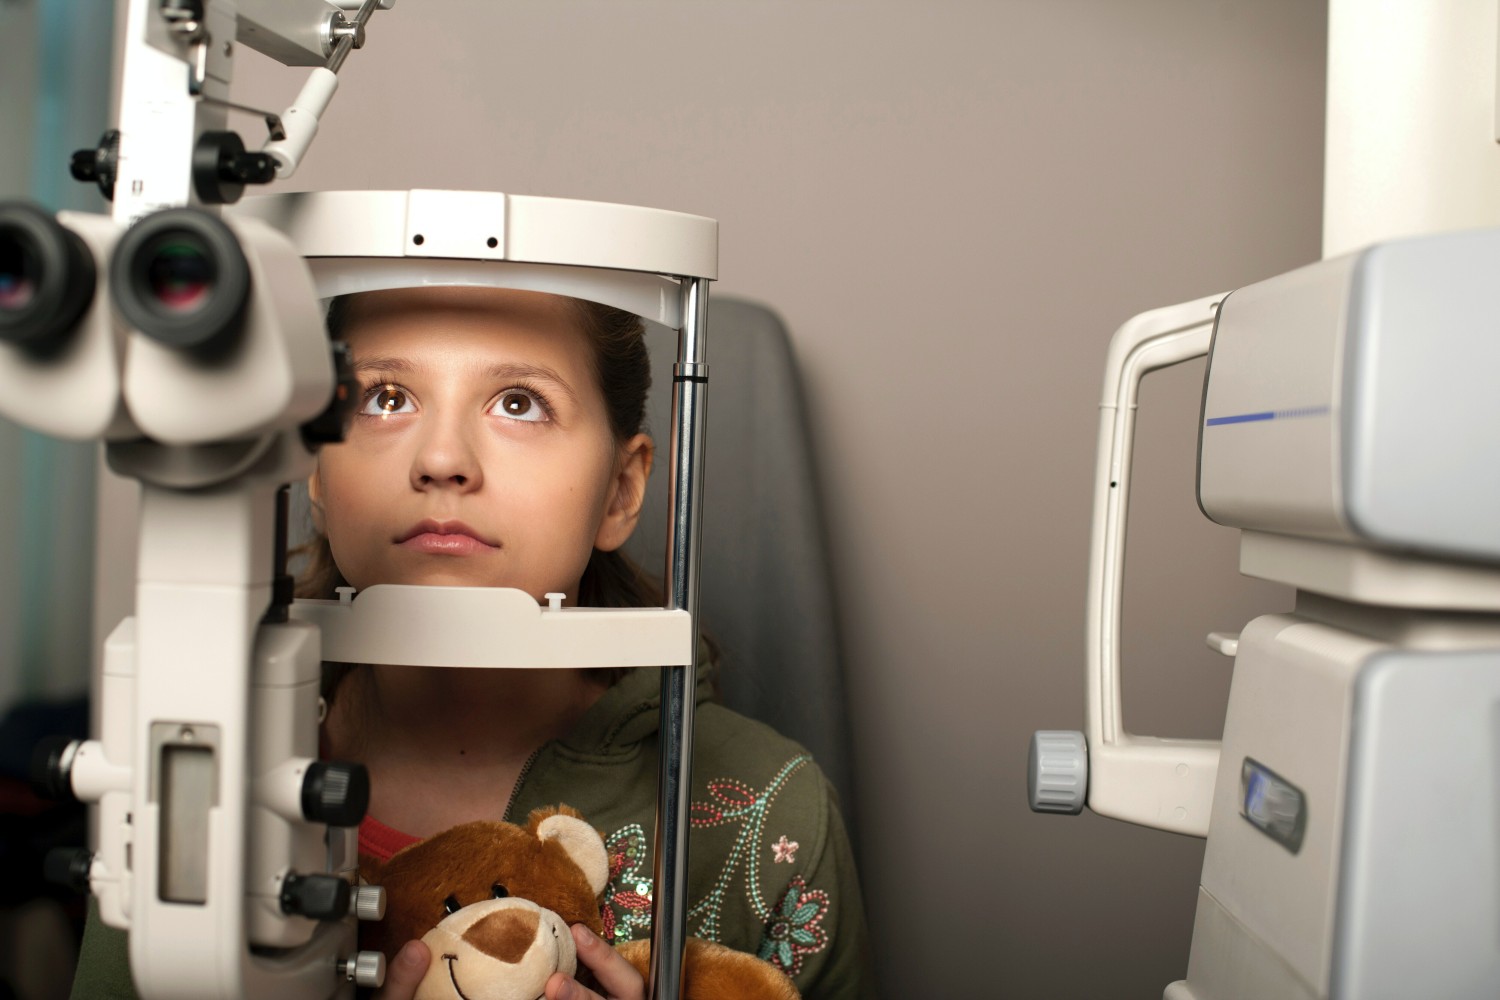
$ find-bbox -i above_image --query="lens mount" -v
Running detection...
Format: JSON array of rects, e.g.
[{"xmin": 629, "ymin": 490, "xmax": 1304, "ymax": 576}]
[
  {"xmin": 0, "ymin": 201, "xmax": 97, "ymax": 351},
  {"xmin": 111, "ymin": 208, "xmax": 250, "ymax": 354}
]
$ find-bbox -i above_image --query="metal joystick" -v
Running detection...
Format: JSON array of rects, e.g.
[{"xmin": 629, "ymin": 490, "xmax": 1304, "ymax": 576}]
[
  {"xmin": 338, "ymin": 951, "xmax": 386, "ymax": 989},
  {"xmin": 301, "ymin": 761, "xmax": 370, "ymax": 827},
  {"xmin": 279, "ymin": 872, "xmax": 351, "ymax": 922},
  {"xmin": 351, "ymin": 884, "xmax": 386, "ymax": 922}
]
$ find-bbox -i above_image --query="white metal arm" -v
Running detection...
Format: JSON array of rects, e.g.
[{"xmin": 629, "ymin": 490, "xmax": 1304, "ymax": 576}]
[{"xmin": 1085, "ymin": 293, "xmax": 1224, "ymax": 838}]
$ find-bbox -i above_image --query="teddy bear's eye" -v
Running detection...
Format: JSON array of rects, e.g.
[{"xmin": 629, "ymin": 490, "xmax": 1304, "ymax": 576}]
[
  {"xmin": 491, "ymin": 883, "xmax": 509, "ymax": 899},
  {"xmin": 443, "ymin": 894, "xmax": 462, "ymax": 915}
]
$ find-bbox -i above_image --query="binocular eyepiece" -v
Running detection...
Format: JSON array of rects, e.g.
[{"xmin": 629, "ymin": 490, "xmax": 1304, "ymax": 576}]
[
  {"xmin": 0, "ymin": 202, "xmax": 249, "ymax": 357},
  {"xmin": 0, "ymin": 198, "xmax": 348, "ymax": 449},
  {"xmin": 111, "ymin": 208, "xmax": 251, "ymax": 356},
  {"xmin": 0, "ymin": 202, "xmax": 97, "ymax": 353}
]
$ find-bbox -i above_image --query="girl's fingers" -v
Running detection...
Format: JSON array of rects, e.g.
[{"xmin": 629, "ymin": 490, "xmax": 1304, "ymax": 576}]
[
  {"xmin": 547, "ymin": 924, "xmax": 644, "ymax": 1000},
  {"xmin": 373, "ymin": 939, "xmax": 430, "ymax": 1000}
]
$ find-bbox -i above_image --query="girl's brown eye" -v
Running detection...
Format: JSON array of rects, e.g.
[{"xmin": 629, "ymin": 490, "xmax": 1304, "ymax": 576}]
[
  {"xmin": 492, "ymin": 389, "xmax": 546, "ymax": 422},
  {"xmin": 361, "ymin": 384, "xmax": 412, "ymax": 416}
]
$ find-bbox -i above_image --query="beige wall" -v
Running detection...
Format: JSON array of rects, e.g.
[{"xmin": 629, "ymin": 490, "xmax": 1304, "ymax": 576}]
[{"xmin": 228, "ymin": 1, "xmax": 1324, "ymax": 994}]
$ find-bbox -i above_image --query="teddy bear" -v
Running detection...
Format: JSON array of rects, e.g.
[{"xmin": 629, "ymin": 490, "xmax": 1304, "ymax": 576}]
[{"xmin": 359, "ymin": 805, "xmax": 801, "ymax": 1000}]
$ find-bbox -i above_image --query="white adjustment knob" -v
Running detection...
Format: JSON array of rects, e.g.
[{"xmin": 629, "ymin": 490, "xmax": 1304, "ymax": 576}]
[
  {"xmin": 339, "ymin": 951, "xmax": 386, "ymax": 988},
  {"xmin": 1028, "ymin": 730, "xmax": 1088, "ymax": 815},
  {"xmin": 351, "ymin": 884, "xmax": 386, "ymax": 921}
]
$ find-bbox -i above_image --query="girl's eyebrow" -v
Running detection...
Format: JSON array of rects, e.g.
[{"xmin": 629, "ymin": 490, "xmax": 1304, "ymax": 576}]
[
  {"xmin": 352, "ymin": 356, "xmax": 578, "ymax": 403},
  {"xmin": 352, "ymin": 355, "xmax": 413, "ymax": 379},
  {"xmin": 479, "ymin": 361, "xmax": 578, "ymax": 404}
]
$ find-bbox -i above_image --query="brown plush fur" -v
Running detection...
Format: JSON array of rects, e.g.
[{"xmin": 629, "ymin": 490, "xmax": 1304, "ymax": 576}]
[
  {"xmin": 360, "ymin": 805, "xmax": 801, "ymax": 1000},
  {"xmin": 359, "ymin": 805, "xmax": 604, "ymax": 962},
  {"xmin": 617, "ymin": 939, "xmax": 801, "ymax": 1000}
]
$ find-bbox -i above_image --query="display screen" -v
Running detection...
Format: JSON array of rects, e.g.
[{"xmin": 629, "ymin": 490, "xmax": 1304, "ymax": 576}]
[{"xmin": 1240, "ymin": 757, "xmax": 1306, "ymax": 853}]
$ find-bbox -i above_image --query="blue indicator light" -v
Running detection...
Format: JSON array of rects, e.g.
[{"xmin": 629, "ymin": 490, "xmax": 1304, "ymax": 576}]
[
  {"xmin": 1206, "ymin": 411, "xmax": 1275, "ymax": 426},
  {"xmin": 1205, "ymin": 405, "xmax": 1330, "ymax": 428}
]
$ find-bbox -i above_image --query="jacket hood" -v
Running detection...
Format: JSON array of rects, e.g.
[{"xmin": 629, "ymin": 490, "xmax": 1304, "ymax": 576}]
[{"xmin": 556, "ymin": 658, "xmax": 716, "ymax": 755}]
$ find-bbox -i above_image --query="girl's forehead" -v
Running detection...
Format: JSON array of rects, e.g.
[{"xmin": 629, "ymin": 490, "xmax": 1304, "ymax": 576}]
[
  {"xmin": 341, "ymin": 286, "xmax": 593, "ymax": 361},
  {"xmin": 342, "ymin": 285, "xmax": 581, "ymax": 333}
]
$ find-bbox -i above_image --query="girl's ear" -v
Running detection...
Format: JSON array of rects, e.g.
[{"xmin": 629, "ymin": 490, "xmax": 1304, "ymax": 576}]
[{"xmin": 594, "ymin": 433, "xmax": 653, "ymax": 553}]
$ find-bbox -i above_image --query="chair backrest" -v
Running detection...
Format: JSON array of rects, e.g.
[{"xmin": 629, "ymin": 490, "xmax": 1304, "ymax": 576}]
[{"xmin": 625, "ymin": 298, "xmax": 856, "ymax": 816}]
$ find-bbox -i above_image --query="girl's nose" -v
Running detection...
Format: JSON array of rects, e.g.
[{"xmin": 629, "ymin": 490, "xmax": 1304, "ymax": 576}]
[{"xmin": 410, "ymin": 416, "xmax": 483, "ymax": 492}]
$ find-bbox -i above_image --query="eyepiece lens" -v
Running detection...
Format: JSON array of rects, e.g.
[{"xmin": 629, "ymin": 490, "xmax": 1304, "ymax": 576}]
[
  {"xmin": 144, "ymin": 237, "xmax": 214, "ymax": 315},
  {"xmin": 0, "ymin": 231, "xmax": 39, "ymax": 312}
]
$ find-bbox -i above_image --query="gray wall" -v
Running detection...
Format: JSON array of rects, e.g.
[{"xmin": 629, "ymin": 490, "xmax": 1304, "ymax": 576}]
[{"xmin": 227, "ymin": 2, "xmax": 1322, "ymax": 995}]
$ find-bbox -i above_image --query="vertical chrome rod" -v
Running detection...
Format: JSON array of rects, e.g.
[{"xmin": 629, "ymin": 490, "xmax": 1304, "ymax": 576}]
[{"xmin": 647, "ymin": 277, "xmax": 710, "ymax": 1000}]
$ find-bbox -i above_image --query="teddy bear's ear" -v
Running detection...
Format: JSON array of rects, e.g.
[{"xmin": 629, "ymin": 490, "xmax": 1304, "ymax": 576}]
[{"xmin": 536, "ymin": 813, "xmax": 609, "ymax": 897}]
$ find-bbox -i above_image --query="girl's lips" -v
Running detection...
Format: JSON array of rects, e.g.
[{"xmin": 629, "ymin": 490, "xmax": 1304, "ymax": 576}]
[{"xmin": 399, "ymin": 532, "xmax": 498, "ymax": 556}]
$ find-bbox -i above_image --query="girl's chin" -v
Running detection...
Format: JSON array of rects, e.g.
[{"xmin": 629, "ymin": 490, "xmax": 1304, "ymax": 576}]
[{"xmin": 360, "ymin": 569, "xmax": 546, "ymax": 597}]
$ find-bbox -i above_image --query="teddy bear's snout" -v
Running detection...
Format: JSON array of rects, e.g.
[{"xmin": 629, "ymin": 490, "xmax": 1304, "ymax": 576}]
[{"xmin": 461, "ymin": 907, "xmax": 542, "ymax": 964}]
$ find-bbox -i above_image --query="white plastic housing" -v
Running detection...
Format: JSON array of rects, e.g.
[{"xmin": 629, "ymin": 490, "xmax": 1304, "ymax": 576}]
[
  {"xmin": 247, "ymin": 621, "xmax": 328, "ymax": 949},
  {"xmin": 121, "ymin": 214, "xmax": 335, "ymax": 445},
  {"xmin": 1084, "ymin": 293, "xmax": 1225, "ymax": 838},
  {"xmin": 263, "ymin": 68, "xmax": 339, "ymax": 178},
  {"xmin": 291, "ymin": 586, "xmax": 693, "ymax": 669},
  {"xmin": 232, "ymin": 189, "xmax": 718, "ymax": 324},
  {"xmin": 1323, "ymin": 0, "xmax": 1500, "ymax": 257},
  {"xmin": 1199, "ymin": 227, "xmax": 1500, "ymax": 566},
  {"xmin": 86, "ymin": 618, "xmax": 140, "ymax": 931},
  {"xmin": 0, "ymin": 212, "xmax": 138, "ymax": 441}
]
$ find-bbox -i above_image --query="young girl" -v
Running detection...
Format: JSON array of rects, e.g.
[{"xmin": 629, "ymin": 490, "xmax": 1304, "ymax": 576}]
[{"xmin": 70, "ymin": 285, "xmax": 870, "ymax": 1000}]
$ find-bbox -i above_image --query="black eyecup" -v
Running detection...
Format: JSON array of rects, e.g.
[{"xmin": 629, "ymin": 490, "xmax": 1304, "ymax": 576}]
[
  {"xmin": 110, "ymin": 207, "xmax": 251, "ymax": 355},
  {"xmin": 0, "ymin": 200, "xmax": 97, "ymax": 351}
]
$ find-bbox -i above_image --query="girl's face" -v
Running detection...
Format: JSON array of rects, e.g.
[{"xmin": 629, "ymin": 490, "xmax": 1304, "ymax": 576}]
[{"xmin": 311, "ymin": 286, "xmax": 652, "ymax": 601}]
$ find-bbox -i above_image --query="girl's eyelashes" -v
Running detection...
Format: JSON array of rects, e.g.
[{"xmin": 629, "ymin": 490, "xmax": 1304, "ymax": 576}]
[
  {"xmin": 359, "ymin": 383, "xmax": 416, "ymax": 417},
  {"xmin": 489, "ymin": 386, "xmax": 550, "ymax": 424},
  {"xmin": 352, "ymin": 380, "xmax": 553, "ymax": 422}
]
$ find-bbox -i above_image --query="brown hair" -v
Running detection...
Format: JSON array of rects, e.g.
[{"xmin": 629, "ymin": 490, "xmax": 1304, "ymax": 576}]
[{"xmin": 300, "ymin": 291, "xmax": 664, "ymax": 700}]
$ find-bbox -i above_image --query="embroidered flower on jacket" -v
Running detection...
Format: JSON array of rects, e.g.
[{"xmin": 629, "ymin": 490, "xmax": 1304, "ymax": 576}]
[
  {"xmin": 771, "ymin": 835, "xmax": 799, "ymax": 864},
  {"xmin": 758, "ymin": 875, "xmax": 829, "ymax": 977},
  {"xmin": 601, "ymin": 824, "xmax": 653, "ymax": 944}
]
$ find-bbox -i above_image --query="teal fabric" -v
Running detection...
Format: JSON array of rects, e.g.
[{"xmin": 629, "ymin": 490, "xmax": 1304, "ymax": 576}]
[{"xmin": 7, "ymin": 0, "xmax": 114, "ymax": 700}]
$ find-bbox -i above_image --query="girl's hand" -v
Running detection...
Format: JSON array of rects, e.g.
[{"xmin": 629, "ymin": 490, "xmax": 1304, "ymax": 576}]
[
  {"xmin": 545, "ymin": 924, "xmax": 644, "ymax": 1000},
  {"xmin": 373, "ymin": 939, "xmax": 431, "ymax": 1000}
]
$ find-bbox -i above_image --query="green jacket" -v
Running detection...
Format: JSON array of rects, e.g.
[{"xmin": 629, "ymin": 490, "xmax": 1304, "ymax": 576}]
[{"xmin": 71, "ymin": 664, "xmax": 873, "ymax": 998}]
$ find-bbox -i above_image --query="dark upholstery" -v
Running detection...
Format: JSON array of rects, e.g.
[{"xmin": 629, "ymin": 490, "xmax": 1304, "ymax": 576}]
[{"xmin": 625, "ymin": 298, "xmax": 855, "ymax": 820}]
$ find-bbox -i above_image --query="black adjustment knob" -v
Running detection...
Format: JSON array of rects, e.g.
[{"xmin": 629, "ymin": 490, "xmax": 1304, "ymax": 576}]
[
  {"xmin": 279, "ymin": 872, "xmax": 351, "ymax": 921},
  {"xmin": 191, "ymin": 131, "xmax": 277, "ymax": 206},
  {"xmin": 44, "ymin": 847, "xmax": 93, "ymax": 893},
  {"xmin": 301, "ymin": 761, "xmax": 370, "ymax": 828},
  {"xmin": 301, "ymin": 341, "xmax": 361, "ymax": 447},
  {"xmin": 30, "ymin": 735, "xmax": 79, "ymax": 802},
  {"xmin": 70, "ymin": 130, "xmax": 120, "ymax": 201}
]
